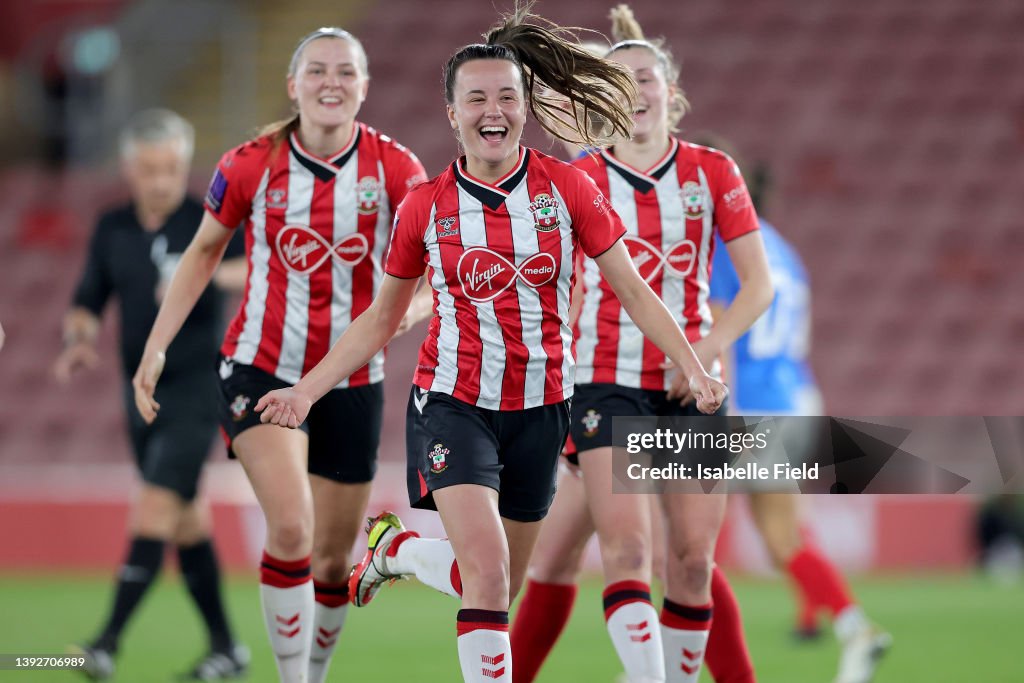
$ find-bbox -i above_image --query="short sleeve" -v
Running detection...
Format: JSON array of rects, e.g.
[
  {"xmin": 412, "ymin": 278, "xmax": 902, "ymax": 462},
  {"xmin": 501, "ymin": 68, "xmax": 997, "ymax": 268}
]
[
  {"xmin": 384, "ymin": 189, "xmax": 430, "ymax": 279},
  {"xmin": 709, "ymin": 235, "xmax": 740, "ymax": 305},
  {"xmin": 564, "ymin": 167, "xmax": 626, "ymax": 258},
  {"xmin": 203, "ymin": 145, "xmax": 257, "ymax": 230},
  {"xmin": 381, "ymin": 138, "xmax": 428, "ymax": 209},
  {"xmin": 711, "ymin": 152, "xmax": 759, "ymax": 242},
  {"xmin": 72, "ymin": 217, "xmax": 112, "ymax": 315}
]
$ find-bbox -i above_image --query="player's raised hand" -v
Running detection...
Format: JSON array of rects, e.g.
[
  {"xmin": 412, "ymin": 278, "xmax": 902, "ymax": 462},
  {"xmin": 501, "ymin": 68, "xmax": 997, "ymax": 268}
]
[
  {"xmin": 688, "ymin": 373, "xmax": 728, "ymax": 415},
  {"xmin": 255, "ymin": 387, "xmax": 313, "ymax": 429}
]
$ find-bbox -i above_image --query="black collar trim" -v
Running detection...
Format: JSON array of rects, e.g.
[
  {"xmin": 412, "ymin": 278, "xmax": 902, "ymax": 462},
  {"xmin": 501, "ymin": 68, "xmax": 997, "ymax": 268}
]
[
  {"xmin": 288, "ymin": 125, "xmax": 362, "ymax": 182},
  {"xmin": 453, "ymin": 148, "xmax": 530, "ymax": 210},
  {"xmin": 601, "ymin": 138, "xmax": 678, "ymax": 194}
]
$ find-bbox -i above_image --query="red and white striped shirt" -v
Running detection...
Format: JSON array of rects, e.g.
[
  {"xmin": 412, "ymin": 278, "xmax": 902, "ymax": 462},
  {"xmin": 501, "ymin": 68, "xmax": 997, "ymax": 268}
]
[
  {"xmin": 386, "ymin": 147, "xmax": 625, "ymax": 410},
  {"xmin": 573, "ymin": 139, "xmax": 759, "ymax": 390},
  {"xmin": 205, "ymin": 123, "xmax": 426, "ymax": 386}
]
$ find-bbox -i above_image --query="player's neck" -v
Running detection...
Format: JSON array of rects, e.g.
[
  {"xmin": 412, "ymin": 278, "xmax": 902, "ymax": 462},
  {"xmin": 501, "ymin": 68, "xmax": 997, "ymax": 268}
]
[
  {"xmin": 612, "ymin": 134, "xmax": 673, "ymax": 173},
  {"xmin": 296, "ymin": 120, "xmax": 357, "ymax": 159}
]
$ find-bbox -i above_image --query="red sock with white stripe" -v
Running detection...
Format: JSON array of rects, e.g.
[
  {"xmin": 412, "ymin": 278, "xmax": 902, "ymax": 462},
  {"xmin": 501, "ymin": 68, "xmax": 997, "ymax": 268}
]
[
  {"xmin": 259, "ymin": 551, "xmax": 314, "ymax": 683},
  {"xmin": 510, "ymin": 580, "xmax": 578, "ymax": 683},
  {"xmin": 387, "ymin": 534, "xmax": 463, "ymax": 599},
  {"xmin": 309, "ymin": 579, "xmax": 349, "ymax": 683},
  {"xmin": 704, "ymin": 567, "xmax": 756, "ymax": 683},
  {"xmin": 603, "ymin": 580, "xmax": 665, "ymax": 683},
  {"xmin": 661, "ymin": 598, "xmax": 712, "ymax": 683},
  {"xmin": 457, "ymin": 609, "xmax": 511, "ymax": 682}
]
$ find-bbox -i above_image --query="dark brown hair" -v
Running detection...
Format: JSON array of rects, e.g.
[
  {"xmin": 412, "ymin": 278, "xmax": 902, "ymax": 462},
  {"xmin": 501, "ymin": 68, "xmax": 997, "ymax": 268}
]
[
  {"xmin": 607, "ymin": 4, "xmax": 689, "ymax": 130},
  {"xmin": 443, "ymin": 2, "xmax": 637, "ymax": 148}
]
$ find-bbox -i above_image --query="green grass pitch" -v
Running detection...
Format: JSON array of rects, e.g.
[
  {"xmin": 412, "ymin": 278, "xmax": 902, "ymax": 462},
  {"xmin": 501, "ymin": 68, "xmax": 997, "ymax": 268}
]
[{"xmin": 1, "ymin": 572, "xmax": 1021, "ymax": 682}]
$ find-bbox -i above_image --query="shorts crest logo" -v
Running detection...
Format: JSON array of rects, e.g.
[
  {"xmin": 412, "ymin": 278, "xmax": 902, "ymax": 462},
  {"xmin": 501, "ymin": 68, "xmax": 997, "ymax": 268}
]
[
  {"xmin": 581, "ymin": 409, "xmax": 602, "ymax": 437},
  {"xmin": 680, "ymin": 181, "xmax": 707, "ymax": 220},
  {"xmin": 528, "ymin": 193, "xmax": 560, "ymax": 231},
  {"xmin": 429, "ymin": 443, "xmax": 450, "ymax": 474},
  {"xmin": 230, "ymin": 395, "xmax": 251, "ymax": 421},
  {"xmin": 357, "ymin": 176, "xmax": 381, "ymax": 215}
]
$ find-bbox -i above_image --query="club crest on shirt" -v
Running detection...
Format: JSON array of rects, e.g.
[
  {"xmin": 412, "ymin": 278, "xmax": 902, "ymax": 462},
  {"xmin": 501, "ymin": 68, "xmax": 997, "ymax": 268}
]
[
  {"xmin": 267, "ymin": 187, "xmax": 287, "ymax": 209},
  {"xmin": 356, "ymin": 176, "xmax": 381, "ymax": 215},
  {"xmin": 528, "ymin": 193, "xmax": 560, "ymax": 232},
  {"xmin": 230, "ymin": 395, "xmax": 251, "ymax": 421},
  {"xmin": 581, "ymin": 409, "xmax": 602, "ymax": 437},
  {"xmin": 680, "ymin": 181, "xmax": 708, "ymax": 220},
  {"xmin": 435, "ymin": 215, "xmax": 460, "ymax": 239},
  {"xmin": 429, "ymin": 443, "xmax": 450, "ymax": 474}
]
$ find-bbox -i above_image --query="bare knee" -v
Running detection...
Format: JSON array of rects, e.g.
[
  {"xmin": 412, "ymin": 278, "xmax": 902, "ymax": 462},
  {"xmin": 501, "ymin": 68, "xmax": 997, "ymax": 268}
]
[
  {"xmin": 173, "ymin": 500, "xmax": 212, "ymax": 546},
  {"xmin": 133, "ymin": 486, "xmax": 185, "ymax": 539},
  {"xmin": 599, "ymin": 529, "xmax": 649, "ymax": 580},
  {"xmin": 668, "ymin": 549, "xmax": 713, "ymax": 599},
  {"xmin": 459, "ymin": 556, "xmax": 511, "ymax": 610},
  {"xmin": 267, "ymin": 515, "xmax": 313, "ymax": 558},
  {"xmin": 311, "ymin": 551, "xmax": 352, "ymax": 583}
]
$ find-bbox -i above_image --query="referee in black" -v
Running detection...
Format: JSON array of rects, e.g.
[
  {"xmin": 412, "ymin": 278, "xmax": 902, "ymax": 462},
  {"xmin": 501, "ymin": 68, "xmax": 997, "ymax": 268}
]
[{"xmin": 54, "ymin": 109, "xmax": 248, "ymax": 681}]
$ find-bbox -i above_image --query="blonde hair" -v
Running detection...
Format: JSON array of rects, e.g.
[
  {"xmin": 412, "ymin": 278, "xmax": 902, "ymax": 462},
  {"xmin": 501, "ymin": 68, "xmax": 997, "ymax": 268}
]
[
  {"xmin": 607, "ymin": 4, "xmax": 690, "ymax": 130},
  {"xmin": 259, "ymin": 28, "xmax": 369, "ymax": 145}
]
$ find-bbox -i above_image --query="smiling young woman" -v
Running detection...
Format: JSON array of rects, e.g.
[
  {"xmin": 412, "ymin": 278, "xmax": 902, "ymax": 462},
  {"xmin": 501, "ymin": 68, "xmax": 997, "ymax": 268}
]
[
  {"xmin": 253, "ymin": 5, "xmax": 728, "ymax": 682},
  {"xmin": 131, "ymin": 27, "xmax": 426, "ymax": 683}
]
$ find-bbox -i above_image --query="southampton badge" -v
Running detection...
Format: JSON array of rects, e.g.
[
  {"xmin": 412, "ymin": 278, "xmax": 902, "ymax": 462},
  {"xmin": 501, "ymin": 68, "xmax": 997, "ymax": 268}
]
[
  {"xmin": 581, "ymin": 409, "xmax": 602, "ymax": 437},
  {"xmin": 528, "ymin": 193, "xmax": 560, "ymax": 232},
  {"xmin": 230, "ymin": 395, "xmax": 251, "ymax": 422},
  {"xmin": 429, "ymin": 443, "xmax": 450, "ymax": 474},
  {"xmin": 356, "ymin": 176, "xmax": 381, "ymax": 215},
  {"xmin": 680, "ymin": 181, "xmax": 707, "ymax": 220}
]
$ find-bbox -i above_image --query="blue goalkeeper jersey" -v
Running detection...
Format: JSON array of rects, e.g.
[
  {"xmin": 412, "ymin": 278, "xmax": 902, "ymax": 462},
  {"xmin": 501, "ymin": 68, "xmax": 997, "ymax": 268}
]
[{"xmin": 709, "ymin": 219, "xmax": 820, "ymax": 414}]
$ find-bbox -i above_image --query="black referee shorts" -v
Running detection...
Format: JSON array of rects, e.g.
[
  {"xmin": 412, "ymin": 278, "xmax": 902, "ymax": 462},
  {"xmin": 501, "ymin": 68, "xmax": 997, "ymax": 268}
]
[
  {"xmin": 217, "ymin": 358, "xmax": 381, "ymax": 484},
  {"xmin": 123, "ymin": 373, "xmax": 218, "ymax": 502},
  {"xmin": 405, "ymin": 387, "xmax": 570, "ymax": 523}
]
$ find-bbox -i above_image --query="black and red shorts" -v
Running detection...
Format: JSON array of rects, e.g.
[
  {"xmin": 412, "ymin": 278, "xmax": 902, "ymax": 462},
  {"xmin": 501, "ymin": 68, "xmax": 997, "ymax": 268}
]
[
  {"xmin": 405, "ymin": 387, "xmax": 570, "ymax": 523},
  {"xmin": 567, "ymin": 383, "xmax": 728, "ymax": 464},
  {"xmin": 217, "ymin": 357, "xmax": 381, "ymax": 483}
]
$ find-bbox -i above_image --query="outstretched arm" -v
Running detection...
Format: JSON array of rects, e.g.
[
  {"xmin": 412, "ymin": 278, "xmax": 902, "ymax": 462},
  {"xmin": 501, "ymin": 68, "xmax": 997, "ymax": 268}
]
[
  {"xmin": 133, "ymin": 212, "xmax": 236, "ymax": 422},
  {"xmin": 701, "ymin": 232, "xmax": 773, "ymax": 360},
  {"xmin": 256, "ymin": 274, "xmax": 421, "ymax": 427},
  {"xmin": 594, "ymin": 240, "xmax": 727, "ymax": 414}
]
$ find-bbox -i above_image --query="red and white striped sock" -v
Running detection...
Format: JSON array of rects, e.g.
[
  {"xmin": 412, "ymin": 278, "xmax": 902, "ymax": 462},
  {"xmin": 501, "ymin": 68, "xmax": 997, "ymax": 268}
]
[
  {"xmin": 309, "ymin": 579, "xmax": 349, "ymax": 683},
  {"xmin": 388, "ymin": 534, "xmax": 463, "ymax": 599},
  {"xmin": 259, "ymin": 551, "xmax": 314, "ymax": 683},
  {"xmin": 603, "ymin": 580, "xmax": 665, "ymax": 683},
  {"xmin": 661, "ymin": 598, "xmax": 712, "ymax": 683},
  {"xmin": 510, "ymin": 580, "xmax": 578, "ymax": 683},
  {"xmin": 457, "ymin": 609, "xmax": 511, "ymax": 682}
]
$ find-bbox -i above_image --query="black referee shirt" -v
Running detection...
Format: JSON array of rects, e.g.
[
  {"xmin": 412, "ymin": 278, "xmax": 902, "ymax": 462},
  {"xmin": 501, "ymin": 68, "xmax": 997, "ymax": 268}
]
[{"xmin": 72, "ymin": 197, "xmax": 244, "ymax": 381}]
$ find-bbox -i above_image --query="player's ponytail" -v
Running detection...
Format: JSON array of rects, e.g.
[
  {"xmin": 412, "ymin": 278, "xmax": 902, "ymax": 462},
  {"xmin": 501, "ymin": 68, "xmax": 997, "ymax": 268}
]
[
  {"xmin": 443, "ymin": 1, "xmax": 636, "ymax": 149},
  {"xmin": 606, "ymin": 4, "xmax": 690, "ymax": 130}
]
